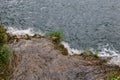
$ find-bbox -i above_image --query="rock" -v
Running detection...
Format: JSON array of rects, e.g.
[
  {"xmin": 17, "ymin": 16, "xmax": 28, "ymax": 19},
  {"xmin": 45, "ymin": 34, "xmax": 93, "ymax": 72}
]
[
  {"xmin": 23, "ymin": 34, "xmax": 32, "ymax": 40},
  {"xmin": 10, "ymin": 38, "xmax": 120, "ymax": 80},
  {"xmin": 51, "ymin": 36, "xmax": 60, "ymax": 43},
  {"xmin": 7, "ymin": 33, "xmax": 14, "ymax": 43},
  {"xmin": 55, "ymin": 44, "xmax": 68, "ymax": 55},
  {"xmin": 32, "ymin": 34, "xmax": 42, "ymax": 39},
  {"xmin": 15, "ymin": 34, "xmax": 31, "ymax": 40},
  {"xmin": 7, "ymin": 34, "xmax": 33, "ymax": 43}
]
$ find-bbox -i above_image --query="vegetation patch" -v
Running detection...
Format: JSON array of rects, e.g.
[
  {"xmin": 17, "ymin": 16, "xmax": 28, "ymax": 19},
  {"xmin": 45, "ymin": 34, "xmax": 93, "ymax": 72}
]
[
  {"xmin": 0, "ymin": 25, "xmax": 13, "ymax": 80},
  {"xmin": 45, "ymin": 31, "xmax": 64, "ymax": 43},
  {"xmin": 108, "ymin": 74, "xmax": 120, "ymax": 80},
  {"xmin": 0, "ymin": 44, "xmax": 12, "ymax": 80},
  {"xmin": 0, "ymin": 25, "xmax": 8, "ymax": 47}
]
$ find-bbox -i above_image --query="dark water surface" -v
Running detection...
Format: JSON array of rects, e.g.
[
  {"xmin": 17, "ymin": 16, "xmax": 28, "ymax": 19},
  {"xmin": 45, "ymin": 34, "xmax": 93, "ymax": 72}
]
[{"xmin": 1, "ymin": 0, "xmax": 120, "ymax": 51}]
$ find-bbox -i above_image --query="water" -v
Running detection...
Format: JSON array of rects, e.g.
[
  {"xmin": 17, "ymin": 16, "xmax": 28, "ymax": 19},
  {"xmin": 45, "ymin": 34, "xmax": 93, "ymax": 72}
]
[{"xmin": 1, "ymin": 0, "xmax": 120, "ymax": 56}]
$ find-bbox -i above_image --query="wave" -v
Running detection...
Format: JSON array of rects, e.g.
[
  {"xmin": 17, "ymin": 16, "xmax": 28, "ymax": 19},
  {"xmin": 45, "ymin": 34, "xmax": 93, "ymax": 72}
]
[
  {"xmin": 62, "ymin": 41, "xmax": 120, "ymax": 67},
  {"xmin": 98, "ymin": 44, "xmax": 119, "ymax": 57},
  {"xmin": 7, "ymin": 27, "xmax": 35, "ymax": 36},
  {"xmin": 7, "ymin": 27, "xmax": 44, "ymax": 36},
  {"xmin": 108, "ymin": 55, "xmax": 120, "ymax": 67},
  {"xmin": 61, "ymin": 41, "xmax": 83, "ymax": 55},
  {"xmin": 61, "ymin": 41, "xmax": 119, "ymax": 57}
]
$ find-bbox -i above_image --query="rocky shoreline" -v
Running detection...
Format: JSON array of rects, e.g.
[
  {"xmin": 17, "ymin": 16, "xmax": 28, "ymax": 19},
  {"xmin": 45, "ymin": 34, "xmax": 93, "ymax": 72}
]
[
  {"xmin": 6, "ymin": 33, "xmax": 119, "ymax": 80},
  {"xmin": 0, "ymin": 26, "xmax": 120, "ymax": 80}
]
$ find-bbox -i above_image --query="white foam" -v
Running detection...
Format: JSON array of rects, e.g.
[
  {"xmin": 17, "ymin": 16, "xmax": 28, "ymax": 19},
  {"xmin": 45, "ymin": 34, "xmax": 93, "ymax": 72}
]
[
  {"xmin": 61, "ymin": 41, "xmax": 82, "ymax": 55},
  {"xmin": 98, "ymin": 48, "xmax": 118, "ymax": 57},
  {"xmin": 61, "ymin": 42, "xmax": 120, "ymax": 67},
  {"xmin": 98, "ymin": 44, "xmax": 118, "ymax": 57},
  {"xmin": 97, "ymin": 44, "xmax": 120, "ymax": 67},
  {"xmin": 61, "ymin": 42, "xmax": 118, "ymax": 57},
  {"xmin": 7, "ymin": 27, "xmax": 35, "ymax": 36},
  {"xmin": 108, "ymin": 55, "xmax": 120, "ymax": 67}
]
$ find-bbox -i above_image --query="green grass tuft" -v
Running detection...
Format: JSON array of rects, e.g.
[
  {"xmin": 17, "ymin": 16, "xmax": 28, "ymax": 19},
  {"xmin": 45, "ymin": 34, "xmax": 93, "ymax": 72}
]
[{"xmin": 45, "ymin": 31, "xmax": 64, "ymax": 41}]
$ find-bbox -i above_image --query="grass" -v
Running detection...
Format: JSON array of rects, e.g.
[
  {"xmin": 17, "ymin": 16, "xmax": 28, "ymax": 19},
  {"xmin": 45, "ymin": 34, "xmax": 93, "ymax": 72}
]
[{"xmin": 45, "ymin": 31, "xmax": 64, "ymax": 42}]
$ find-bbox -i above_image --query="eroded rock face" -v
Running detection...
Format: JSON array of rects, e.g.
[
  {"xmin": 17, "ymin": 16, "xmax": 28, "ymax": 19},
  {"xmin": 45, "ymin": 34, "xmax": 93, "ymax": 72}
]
[{"xmin": 10, "ymin": 38, "xmax": 120, "ymax": 80}]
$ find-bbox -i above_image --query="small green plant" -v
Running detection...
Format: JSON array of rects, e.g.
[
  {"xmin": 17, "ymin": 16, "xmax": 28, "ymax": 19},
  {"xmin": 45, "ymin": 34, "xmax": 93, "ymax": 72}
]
[
  {"xmin": 0, "ymin": 44, "xmax": 12, "ymax": 79},
  {"xmin": 45, "ymin": 31, "xmax": 64, "ymax": 41}
]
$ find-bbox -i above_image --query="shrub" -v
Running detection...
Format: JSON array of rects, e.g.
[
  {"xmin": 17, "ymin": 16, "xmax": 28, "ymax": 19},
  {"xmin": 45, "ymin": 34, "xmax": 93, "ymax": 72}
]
[
  {"xmin": 45, "ymin": 31, "xmax": 64, "ymax": 41},
  {"xmin": 0, "ymin": 25, "xmax": 8, "ymax": 47},
  {"xmin": 0, "ymin": 25, "xmax": 12, "ymax": 79},
  {"xmin": 0, "ymin": 44, "xmax": 12, "ymax": 79}
]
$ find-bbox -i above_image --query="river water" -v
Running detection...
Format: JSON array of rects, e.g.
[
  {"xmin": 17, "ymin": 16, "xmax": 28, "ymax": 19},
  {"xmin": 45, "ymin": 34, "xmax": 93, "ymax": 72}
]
[{"xmin": 1, "ymin": 0, "xmax": 120, "ymax": 56}]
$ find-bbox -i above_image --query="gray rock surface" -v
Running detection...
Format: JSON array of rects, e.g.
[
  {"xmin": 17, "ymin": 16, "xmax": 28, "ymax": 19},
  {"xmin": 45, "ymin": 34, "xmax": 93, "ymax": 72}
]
[{"xmin": 10, "ymin": 38, "xmax": 120, "ymax": 80}]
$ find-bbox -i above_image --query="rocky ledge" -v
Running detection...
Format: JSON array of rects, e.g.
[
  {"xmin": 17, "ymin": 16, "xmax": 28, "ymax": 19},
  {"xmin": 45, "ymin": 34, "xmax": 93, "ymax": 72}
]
[{"xmin": 8, "ymin": 35, "xmax": 120, "ymax": 80}]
